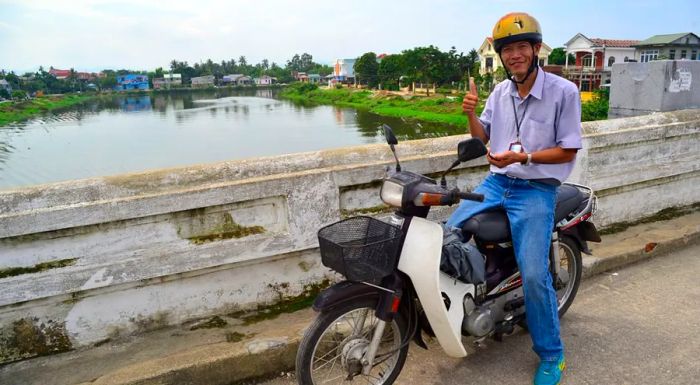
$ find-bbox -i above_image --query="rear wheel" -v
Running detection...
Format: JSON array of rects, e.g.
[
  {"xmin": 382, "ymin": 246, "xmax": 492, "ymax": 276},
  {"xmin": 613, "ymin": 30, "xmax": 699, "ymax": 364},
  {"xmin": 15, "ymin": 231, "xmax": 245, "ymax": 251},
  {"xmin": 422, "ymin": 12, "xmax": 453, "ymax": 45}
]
[
  {"xmin": 295, "ymin": 298, "xmax": 409, "ymax": 385},
  {"xmin": 519, "ymin": 236, "xmax": 582, "ymax": 330},
  {"xmin": 554, "ymin": 236, "xmax": 582, "ymax": 317}
]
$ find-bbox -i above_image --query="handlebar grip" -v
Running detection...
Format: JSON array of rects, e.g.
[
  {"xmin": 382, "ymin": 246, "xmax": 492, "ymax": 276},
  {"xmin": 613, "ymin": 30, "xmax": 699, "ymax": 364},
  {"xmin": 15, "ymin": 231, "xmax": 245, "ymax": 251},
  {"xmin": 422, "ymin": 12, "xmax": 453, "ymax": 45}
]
[{"xmin": 458, "ymin": 192, "xmax": 485, "ymax": 202}]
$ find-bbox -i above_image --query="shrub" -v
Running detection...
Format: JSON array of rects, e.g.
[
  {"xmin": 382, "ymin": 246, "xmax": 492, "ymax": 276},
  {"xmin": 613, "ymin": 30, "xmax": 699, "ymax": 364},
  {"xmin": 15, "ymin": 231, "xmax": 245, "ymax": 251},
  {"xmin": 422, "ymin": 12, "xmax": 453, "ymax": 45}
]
[{"xmin": 12, "ymin": 90, "xmax": 28, "ymax": 100}]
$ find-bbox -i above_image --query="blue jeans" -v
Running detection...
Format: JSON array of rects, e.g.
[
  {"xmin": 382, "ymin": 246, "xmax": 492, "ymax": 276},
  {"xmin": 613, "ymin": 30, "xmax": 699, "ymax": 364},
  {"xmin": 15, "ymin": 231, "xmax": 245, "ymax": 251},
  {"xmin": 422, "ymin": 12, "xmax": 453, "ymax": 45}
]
[{"xmin": 446, "ymin": 173, "xmax": 563, "ymax": 361}]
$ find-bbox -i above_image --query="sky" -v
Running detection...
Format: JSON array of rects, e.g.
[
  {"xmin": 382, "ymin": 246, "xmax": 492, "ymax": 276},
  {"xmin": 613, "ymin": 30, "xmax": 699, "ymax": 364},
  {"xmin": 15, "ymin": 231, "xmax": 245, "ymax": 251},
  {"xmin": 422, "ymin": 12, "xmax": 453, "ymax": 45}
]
[{"xmin": 1, "ymin": 0, "xmax": 699, "ymax": 74}]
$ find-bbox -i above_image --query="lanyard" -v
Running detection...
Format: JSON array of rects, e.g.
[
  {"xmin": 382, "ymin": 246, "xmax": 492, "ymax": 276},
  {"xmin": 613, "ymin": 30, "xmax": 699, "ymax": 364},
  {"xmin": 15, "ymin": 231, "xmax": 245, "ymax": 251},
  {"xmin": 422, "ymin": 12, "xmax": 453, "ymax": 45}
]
[{"xmin": 510, "ymin": 95, "xmax": 530, "ymax": 142}]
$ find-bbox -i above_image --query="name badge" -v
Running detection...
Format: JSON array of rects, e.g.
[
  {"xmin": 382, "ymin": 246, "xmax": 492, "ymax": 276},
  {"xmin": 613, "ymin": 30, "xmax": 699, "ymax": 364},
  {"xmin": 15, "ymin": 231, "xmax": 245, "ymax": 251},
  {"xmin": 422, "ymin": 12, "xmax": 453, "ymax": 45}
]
[{"xmin": 509, "ymin": 141, "xmax": 524, "ymax": 153}]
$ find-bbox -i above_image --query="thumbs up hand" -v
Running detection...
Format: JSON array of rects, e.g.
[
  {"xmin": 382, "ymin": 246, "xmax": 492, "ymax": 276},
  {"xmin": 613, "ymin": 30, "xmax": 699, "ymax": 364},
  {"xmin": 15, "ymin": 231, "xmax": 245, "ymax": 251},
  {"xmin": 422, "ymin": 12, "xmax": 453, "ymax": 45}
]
[{"xmin": 462, "ymin": 77, "xmax": 479, "ymax": 115}]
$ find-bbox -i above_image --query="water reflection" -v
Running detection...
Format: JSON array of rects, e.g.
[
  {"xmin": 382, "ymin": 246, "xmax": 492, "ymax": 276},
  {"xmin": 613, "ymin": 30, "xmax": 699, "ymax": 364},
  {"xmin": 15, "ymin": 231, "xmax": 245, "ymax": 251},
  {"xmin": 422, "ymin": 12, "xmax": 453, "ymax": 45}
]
[
  {"xmin": 0, "ymin": 88, "xmax": 464, "ymax": 190},
  {"xmin": 120, "ymin": 96, "xmax": 152, "ymax": 112}
]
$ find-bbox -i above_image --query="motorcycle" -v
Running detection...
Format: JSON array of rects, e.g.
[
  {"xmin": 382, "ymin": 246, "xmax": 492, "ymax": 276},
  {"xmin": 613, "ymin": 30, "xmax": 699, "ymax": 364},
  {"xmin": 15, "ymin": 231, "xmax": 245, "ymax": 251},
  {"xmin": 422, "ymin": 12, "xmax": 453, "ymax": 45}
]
[{"xmin": 295, "ymin": 125, "xmax": 600, "ymax": 384}]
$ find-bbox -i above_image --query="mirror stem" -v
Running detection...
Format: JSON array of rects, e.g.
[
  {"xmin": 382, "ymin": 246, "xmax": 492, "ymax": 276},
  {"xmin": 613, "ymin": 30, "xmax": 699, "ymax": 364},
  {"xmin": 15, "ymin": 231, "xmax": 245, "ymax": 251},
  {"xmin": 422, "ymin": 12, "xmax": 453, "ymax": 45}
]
[
  {"xmin": 390, "ymin": 144, "xmax": 401, "ymax": 172},
  {"xmin": 440, "ymin": 159, "xmax": 461, "ymax": 188}
]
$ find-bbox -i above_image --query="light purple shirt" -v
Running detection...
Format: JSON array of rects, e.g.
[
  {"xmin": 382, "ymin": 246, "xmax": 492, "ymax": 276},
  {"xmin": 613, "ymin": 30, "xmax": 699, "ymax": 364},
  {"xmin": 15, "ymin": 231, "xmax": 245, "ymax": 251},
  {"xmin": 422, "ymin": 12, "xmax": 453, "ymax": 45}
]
[{"xmin": 479, "ymin": 68, "xmax": 582, "ymax": 183}]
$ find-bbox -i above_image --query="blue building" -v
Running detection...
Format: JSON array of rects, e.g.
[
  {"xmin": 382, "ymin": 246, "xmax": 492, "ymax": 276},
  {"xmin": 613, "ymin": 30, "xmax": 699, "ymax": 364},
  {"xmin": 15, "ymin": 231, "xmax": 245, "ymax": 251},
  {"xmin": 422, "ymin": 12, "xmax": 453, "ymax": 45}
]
[{"xmin": 116, "ymin": 74, "xmax": 149, "ymax": 91}]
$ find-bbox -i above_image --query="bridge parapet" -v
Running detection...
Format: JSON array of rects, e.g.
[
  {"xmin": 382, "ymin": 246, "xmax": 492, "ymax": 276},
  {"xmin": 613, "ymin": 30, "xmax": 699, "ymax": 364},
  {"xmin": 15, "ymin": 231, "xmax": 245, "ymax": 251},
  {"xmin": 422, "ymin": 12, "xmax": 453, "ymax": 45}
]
[{"xmin": 0, "ymin": 109, "xmax": 698, "ymax": 362}]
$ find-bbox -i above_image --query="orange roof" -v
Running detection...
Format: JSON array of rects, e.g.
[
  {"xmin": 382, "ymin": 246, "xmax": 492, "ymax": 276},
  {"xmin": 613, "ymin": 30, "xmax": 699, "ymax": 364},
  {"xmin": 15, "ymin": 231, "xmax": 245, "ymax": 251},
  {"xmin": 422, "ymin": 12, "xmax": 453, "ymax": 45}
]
[{"xmin": 590, "ymin": 38, "xmax": 640, "ymax": 48}]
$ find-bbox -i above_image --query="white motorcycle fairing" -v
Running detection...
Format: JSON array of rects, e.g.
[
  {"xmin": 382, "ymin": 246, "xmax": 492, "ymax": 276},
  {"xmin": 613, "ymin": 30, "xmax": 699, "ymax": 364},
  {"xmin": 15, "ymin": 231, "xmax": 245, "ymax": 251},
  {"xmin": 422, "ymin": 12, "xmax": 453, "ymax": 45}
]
[{"xmin": 397, "ymin": 217, "xmax": 475, "ymax": 358}]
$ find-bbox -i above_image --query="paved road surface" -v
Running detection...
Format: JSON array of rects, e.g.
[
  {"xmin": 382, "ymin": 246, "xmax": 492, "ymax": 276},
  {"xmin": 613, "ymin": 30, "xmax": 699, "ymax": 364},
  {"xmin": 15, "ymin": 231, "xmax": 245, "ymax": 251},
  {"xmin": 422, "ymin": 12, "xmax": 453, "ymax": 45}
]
[{"xmin": 254, "ymin": 242, "xmax": 700, "ymax": 385}]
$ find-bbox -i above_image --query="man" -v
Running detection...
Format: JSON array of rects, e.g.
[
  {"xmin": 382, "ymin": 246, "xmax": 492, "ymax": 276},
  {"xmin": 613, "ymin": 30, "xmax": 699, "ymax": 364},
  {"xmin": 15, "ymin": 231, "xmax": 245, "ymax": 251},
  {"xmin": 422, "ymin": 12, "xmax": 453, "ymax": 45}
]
[{"xmin": 446, "ymin": 12, "xmax": 582, "ymax": 385}]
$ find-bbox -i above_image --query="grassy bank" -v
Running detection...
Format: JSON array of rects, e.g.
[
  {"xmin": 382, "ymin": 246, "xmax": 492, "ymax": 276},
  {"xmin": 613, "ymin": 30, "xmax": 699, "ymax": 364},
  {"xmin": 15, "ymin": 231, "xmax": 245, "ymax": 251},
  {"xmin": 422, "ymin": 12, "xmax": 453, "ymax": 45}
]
[
  {"xmin": 280, "ymin": 84, "xmax": 486, "ymax": 127},
  {"xmin": 0, "ymin": 95, "xmax": 94, "ymax": 126}
]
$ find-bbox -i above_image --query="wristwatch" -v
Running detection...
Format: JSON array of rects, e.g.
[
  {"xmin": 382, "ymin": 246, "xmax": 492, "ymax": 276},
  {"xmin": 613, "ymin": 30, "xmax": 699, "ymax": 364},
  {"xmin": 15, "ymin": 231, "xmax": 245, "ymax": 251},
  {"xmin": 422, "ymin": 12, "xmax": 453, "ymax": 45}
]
[{"xmin": 522, "ymin": 153, "xmax": 532, "ymax": 166}]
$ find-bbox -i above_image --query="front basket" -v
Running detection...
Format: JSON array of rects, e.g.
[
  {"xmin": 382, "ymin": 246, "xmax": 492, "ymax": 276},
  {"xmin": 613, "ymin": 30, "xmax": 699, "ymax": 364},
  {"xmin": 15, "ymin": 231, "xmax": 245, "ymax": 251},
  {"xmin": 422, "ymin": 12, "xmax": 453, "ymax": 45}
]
[{"xmin": 317, "ymin": 216, "xmax": 403, "ymax": 283}]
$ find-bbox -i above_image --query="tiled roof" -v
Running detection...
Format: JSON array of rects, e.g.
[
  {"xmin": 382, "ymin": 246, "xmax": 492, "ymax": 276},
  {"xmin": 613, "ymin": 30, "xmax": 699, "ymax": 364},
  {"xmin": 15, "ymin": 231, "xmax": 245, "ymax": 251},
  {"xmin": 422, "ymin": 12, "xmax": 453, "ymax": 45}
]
[
  {"xmin": 590, "ymin": 38, "xmax": 640, "ymax": 48},
  {"xmin": 634, "ymin": 33, "xmax": 696, "ymax": 46}
]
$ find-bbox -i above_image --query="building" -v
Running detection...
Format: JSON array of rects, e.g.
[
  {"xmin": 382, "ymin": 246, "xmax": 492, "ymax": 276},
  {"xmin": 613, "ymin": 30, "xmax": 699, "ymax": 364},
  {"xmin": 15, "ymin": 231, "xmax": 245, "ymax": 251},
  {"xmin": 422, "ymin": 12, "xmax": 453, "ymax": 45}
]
[
  {"xmin": 221, "ymin": 74, "xmax": 253, "ymax": 86},
  {"xmin": 478, "ymin": 37, "xmax": 552, "ymax": 75},
  {"xmin": 191, "ymin": 75, "xmax": 215, "ymax": 88},
  {"xmin": 332, "ymin": 59, "xmax": 356, "ymax": 83},
  {"xmin": 254, "ymin": 75, "xmax": 275, "ymax": 86},
  {"xmin": 116, "ymin": 74, "xmax": 149, "ymax": 91},
  {"xmin": 632, "ymin": 32, "xmax": 700, "ymax": 62},
  {"xmin": 0, "ymin": 79, "xmax": 12, "ymax": 95},
  {"xmin": 48, "ymin": 68, "xmax": 71, "ymax": 79},
  {"xmin": 563, "ymin": 33, "xmax": 640, "ymax": 90},
  {"xmin": 294, "ymin": 72, "xmax": 309, "ymax": 82},
  {"xmin": 77, "ymin": 72, "xmax": 98, "ymax": 81},
  {"xmin": 308, "ymin": 74, "xmax": 322, "ymax": 84},
  {"xmin": 152, "ymin": 73, "xmax": 182, "ymax": 89}
]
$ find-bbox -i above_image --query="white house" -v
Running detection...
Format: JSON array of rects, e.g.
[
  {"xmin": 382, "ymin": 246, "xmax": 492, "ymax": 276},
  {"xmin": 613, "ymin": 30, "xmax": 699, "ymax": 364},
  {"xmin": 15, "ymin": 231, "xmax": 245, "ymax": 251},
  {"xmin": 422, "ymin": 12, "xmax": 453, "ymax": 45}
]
[
  {"xmin": 254, "ymin": 75, "xmax": 275, "ymax": 85},
  {"xmin": 332, "ymin": 59, "xmax": 356, "ymax": 83},
  {"xmin": 564, "ymin": 33, "xmax": 639, "ymax": 70},
  {"xmin": 563, "ymin": 33, "xmax": 640, "ymax": 90},
  {"xmin": 477, "ymin": 37, "xmax": 552, "ymax": 75}
]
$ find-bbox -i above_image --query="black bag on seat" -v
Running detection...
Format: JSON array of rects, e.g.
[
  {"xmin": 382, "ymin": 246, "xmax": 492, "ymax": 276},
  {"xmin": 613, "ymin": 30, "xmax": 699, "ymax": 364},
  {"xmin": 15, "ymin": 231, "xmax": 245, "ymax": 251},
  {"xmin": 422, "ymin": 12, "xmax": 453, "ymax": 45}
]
[{"xmin": 440, "ymin": 224, "xmax": 486, "ymax": 284}]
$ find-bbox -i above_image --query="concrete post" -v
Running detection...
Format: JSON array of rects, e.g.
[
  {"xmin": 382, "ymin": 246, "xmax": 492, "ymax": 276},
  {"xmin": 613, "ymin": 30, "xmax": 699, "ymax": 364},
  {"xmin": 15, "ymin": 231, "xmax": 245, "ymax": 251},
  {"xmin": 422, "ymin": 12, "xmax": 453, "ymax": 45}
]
[{"xmin": 609, "ymin": 60, "xmax": 700, "ymax": 118}]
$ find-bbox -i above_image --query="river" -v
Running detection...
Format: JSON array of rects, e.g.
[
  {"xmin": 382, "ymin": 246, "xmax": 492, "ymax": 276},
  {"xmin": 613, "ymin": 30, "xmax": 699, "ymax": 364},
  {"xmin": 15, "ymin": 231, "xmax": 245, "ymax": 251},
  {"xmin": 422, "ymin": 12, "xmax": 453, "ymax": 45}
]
[{"xmin": 0, "ymin": 89, "xmax": 465, "ymax": 190}]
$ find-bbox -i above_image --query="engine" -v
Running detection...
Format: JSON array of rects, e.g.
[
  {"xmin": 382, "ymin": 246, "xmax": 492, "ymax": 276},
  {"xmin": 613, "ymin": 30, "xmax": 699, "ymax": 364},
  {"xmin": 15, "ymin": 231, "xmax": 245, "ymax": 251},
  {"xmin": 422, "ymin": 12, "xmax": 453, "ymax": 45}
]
[{"xmin": 462, "ymin": 296, "xmax": 495, "ymax": 338}]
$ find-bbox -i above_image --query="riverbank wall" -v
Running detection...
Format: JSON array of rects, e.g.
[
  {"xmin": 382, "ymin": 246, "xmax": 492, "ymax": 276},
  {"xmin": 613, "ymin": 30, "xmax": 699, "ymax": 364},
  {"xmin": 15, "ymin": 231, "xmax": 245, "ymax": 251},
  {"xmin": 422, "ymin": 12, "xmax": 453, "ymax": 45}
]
[{"xmin": 0, "ymin": 109, "xmax": 698, "ymax": 363}]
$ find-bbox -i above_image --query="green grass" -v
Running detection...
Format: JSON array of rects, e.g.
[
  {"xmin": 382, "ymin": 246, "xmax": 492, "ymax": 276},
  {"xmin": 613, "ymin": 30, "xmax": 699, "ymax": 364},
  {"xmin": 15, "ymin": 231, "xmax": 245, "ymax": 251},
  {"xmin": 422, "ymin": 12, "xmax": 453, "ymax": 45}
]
[
  {"xmin": 280, "ymin": 84, "xmax": 485, "ymax": 128},
  {"xmin": 0, "ymin": 95, "xmax": 93, "ymax": 126}
]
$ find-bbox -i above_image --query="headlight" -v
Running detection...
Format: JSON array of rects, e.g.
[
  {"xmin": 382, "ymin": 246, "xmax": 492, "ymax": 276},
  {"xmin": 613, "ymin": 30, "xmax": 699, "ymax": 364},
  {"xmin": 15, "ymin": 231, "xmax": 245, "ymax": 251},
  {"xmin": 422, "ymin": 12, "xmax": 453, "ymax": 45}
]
[{"xmin": 380, "ymin": 180, "xmax": 404, "ymax": 207}]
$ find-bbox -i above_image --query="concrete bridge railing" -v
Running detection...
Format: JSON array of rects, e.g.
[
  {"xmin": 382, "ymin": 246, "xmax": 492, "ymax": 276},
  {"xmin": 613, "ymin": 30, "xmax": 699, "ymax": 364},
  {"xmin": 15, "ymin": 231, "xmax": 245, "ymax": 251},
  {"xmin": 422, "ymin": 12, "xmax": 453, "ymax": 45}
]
[{"xmin": 1, "ymin": 109, "xmax": 699, "ymax": 362}]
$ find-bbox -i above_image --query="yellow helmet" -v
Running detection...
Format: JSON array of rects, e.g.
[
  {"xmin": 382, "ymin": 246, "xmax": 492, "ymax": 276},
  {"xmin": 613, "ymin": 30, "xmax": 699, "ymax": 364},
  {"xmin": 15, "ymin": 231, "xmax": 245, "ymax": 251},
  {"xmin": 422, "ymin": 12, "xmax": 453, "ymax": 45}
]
[{"xmin": 492, "ymin": 12, "xmax": 542, "ymax": 53}]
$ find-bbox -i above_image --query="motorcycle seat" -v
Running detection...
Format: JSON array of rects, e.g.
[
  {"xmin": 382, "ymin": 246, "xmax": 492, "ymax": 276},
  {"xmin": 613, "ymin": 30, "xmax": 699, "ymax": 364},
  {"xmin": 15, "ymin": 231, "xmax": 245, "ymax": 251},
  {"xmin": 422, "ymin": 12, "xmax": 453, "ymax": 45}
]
[{"xmin": 461, "ymin": 184, "xmax": 585, "ymax": 243}]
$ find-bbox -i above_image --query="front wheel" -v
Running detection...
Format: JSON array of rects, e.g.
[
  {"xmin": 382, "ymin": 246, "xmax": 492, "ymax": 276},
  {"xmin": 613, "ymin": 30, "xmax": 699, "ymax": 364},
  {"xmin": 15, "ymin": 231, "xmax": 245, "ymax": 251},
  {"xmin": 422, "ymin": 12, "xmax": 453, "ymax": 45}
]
[{"xmin": 295, "ymin": 298, "xmax": 409, "ymax": 385}]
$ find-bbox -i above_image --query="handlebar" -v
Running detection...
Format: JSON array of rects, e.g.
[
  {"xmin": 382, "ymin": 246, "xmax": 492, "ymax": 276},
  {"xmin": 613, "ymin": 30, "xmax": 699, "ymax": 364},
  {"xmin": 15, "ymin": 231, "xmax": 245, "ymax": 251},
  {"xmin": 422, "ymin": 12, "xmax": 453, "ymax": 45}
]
[
  {"xmin": 437, "ymin": 189, "xmax": 484, "ymax": 206},
  {"xmin": 457, "ymin": 191, "xmax": 485, "ymax": 202}
]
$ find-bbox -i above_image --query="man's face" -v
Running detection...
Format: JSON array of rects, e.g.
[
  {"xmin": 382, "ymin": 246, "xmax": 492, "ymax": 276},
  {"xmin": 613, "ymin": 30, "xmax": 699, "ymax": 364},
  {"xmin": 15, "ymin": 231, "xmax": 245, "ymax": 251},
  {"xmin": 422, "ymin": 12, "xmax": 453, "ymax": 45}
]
[{"xmin": 501, "ymin": 41, "xmax": 541, "ymax": 78}]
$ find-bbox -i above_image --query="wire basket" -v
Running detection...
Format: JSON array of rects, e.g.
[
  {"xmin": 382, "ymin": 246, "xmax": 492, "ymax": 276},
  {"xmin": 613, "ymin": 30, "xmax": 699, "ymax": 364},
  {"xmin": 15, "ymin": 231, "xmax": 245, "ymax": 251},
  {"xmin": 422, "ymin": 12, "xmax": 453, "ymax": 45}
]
[{"xmin": 318, "ymin": 216, "xmax": 403, "ymax": 283}]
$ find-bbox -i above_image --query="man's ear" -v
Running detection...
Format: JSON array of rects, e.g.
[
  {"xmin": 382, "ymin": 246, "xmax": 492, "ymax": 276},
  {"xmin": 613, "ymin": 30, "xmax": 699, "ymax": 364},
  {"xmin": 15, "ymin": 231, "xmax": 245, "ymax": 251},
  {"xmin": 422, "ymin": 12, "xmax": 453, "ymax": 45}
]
[{"xmin": 533, "ymin": 43, "xmax": 542, "ymax": 56}]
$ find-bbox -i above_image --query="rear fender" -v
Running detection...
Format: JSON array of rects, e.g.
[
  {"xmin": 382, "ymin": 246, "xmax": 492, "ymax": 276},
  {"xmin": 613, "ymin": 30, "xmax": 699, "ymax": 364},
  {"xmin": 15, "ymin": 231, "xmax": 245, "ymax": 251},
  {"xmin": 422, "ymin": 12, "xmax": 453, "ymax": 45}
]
[{"xmin": 561, "ymin": 221, "xmax": 600, "ymax": 255}]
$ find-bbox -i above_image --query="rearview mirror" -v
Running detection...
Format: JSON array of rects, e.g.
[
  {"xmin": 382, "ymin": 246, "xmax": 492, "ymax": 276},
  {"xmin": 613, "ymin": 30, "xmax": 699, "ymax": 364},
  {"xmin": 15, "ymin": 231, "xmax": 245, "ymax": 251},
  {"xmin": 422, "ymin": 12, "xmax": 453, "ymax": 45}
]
[
  {"xmin": 383, "ymin": 124, "xmax": 398, "ymax": 145},
  {"xmin": 458, "ymin": 138, "xmax": 487, "ymax": 162}
]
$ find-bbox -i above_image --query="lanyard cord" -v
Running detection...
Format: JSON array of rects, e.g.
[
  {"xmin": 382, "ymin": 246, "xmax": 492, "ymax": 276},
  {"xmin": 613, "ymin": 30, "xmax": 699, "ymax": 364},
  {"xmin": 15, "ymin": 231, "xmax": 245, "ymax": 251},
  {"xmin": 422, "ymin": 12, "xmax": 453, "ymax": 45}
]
[
  {"xmin": 510, "ymin": 95, "xmax": 530, "ymax": 141},
  {"xmin": 510, "ymin": 71, "xmax": 546, "ymax": 142}
]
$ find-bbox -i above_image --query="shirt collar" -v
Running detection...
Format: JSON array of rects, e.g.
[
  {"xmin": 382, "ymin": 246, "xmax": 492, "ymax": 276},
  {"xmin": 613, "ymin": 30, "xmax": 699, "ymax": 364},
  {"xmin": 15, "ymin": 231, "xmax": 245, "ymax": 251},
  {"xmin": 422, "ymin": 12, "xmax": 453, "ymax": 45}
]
[{"xmin": 509, "ymin": 67, "xmax": 545, "ymax": 100}]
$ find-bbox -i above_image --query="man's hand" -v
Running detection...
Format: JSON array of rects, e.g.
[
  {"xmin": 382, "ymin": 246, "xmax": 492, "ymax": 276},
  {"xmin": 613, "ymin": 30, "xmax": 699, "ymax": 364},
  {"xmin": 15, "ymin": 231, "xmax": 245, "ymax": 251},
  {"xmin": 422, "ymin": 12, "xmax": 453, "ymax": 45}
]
[
  {"xmin": 487, "ymin": 150, "xmax": 527, "ymax": 168},
  {"xmin": 462, "ymin": 77, "xmax": 478, "ymax": 115}
]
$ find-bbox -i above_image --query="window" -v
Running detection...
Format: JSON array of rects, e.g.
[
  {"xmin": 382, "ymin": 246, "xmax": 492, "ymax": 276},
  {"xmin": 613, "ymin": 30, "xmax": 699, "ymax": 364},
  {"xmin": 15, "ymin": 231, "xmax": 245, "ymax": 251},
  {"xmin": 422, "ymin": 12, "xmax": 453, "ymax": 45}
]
[
  {"xmin": 608, "ymin": 56, "xmax": 615, "ymax": 67},
  {"xmin": 681, "ymin": 50, "xmax": 687, "ymax": 59},
  {"xmin": 485, "ymin": 57, "xmax": 493, "ymax": 70},
  {"xmin": 692, "ymin": 50, "xmax": 698, "ymax": 60},
  {"xmin": 669, "ymin": 49, "xmax": 676, "ymax": 60},
  {"xmin": 640, "ymin": 50, "xmax": 659, "ymax": 62},
  {"xmin": 624, "ymin": 56, "xmax": 629, "ymax": 62},
  {"xmin": 539, "ymin": 58, "xmax": 545, "ymax": 66},
  {"xmin": 582, "ymin": 54, "xmax": 592, "ymax": 67}
]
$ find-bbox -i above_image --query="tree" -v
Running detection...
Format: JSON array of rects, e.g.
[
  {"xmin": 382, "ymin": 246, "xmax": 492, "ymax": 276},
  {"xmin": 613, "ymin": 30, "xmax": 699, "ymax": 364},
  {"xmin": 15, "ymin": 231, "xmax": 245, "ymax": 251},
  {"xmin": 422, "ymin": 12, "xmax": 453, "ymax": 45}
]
[
  {"xmin": 548, "ymin": 47, "xmax": 575, "ymax": 65},
  {"xmin": 378, "ymin": 54, "xmax": 404, "ymax": 90},
  {"xmin": 300, "ymin": 53, "xmax": 313, "ymax": 72},
  {"xmin": 354, "ymin": 52, "xmax": 379, "ymax": 88}
]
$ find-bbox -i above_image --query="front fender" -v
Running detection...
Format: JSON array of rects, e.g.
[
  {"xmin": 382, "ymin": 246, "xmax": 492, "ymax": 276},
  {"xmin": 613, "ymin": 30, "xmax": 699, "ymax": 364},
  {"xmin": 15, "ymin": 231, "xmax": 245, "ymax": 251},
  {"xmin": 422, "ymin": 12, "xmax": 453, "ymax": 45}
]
[{"xmin": 312, "ymin": 280, "xmax": 380, "ymax": 312}]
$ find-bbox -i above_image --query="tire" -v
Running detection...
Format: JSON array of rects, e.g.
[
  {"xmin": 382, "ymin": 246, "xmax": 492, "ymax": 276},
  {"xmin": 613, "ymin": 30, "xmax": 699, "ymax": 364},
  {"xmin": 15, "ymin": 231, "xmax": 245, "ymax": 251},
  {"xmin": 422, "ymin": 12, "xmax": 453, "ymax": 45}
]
[
  {"xmin": 554, "ymin": 236, "xmax": 582, "ymax": 317},
  {"xmin": 518, "ymin": 236, "xmax": 582, "ymax": 330},
  {"xmin": 295, "ymin": 298, "xmax": 409, "ymax": 385}
]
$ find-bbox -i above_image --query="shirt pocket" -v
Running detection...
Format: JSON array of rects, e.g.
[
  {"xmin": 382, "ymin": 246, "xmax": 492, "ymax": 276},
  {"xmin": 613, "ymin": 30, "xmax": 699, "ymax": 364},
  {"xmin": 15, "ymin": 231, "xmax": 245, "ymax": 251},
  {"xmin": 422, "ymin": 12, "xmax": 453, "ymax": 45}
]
[{"xmin": 522, "ymin": 113, "xmax": 556, "ymax": 152}]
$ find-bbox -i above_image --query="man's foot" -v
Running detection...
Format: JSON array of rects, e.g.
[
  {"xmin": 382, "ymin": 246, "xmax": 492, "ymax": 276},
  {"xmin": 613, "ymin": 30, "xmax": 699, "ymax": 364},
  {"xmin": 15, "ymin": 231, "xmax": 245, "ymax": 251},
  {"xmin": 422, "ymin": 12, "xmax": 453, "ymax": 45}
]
[{"xmin": 534, "ymin": 355, "xmax": 565, "ymax": 385}]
